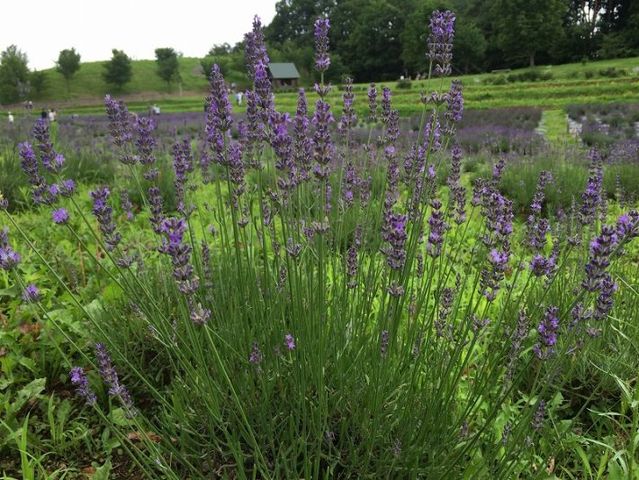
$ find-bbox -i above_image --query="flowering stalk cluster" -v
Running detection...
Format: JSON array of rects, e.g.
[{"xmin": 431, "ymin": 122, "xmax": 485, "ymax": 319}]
[
  {"xmin": 90, "ymin": 187, "xmax": 122, "ymax": 252},
  {"xmin": 94, "ymin": 343, "xmax": 135, "ymax": 414},
  {"xmin": 533, "ymin": 306, "xmax": 559, "ymax": 359},
  {"xmin": 159, "ymin": 217, "xmax": 210, "ymax": 325},
  {"xmin": 314, "ymin": 17, "xmax": 331, "ymax": 72},
  {"xmin": 427, "ymin": 10, "xmax": 456, "ymax": 76}
]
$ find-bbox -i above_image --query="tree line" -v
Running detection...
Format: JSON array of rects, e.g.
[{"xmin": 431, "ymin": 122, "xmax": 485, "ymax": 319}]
[
  {"xmin": 265, "ymin": 0, "xmax": 639, "ymax": 81},
  {"xmin": 0, "ymin": 47, "xmax": 182, "ymax": 105}
]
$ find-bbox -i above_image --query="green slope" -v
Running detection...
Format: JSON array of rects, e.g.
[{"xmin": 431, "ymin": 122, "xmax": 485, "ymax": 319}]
[{"xmin": 6, "ymin": 56, "xmax": 639, "ymax": 115}]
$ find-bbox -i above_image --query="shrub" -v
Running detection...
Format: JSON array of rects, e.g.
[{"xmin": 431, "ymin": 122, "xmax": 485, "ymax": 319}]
[{"xmin": 396, "ymin": 78, "xmax": 412, "ymax": 89}]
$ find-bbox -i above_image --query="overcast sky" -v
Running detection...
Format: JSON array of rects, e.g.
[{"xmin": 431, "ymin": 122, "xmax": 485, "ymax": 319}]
[{"xmin": 1, "ymin": 0, "xmax": 278, "ymax": 70}]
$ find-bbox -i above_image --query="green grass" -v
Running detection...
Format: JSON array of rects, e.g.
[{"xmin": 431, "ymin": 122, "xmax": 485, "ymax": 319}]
[
  {"xmin": 537, "ymin": 109, "xmax": 577, "ymax": 147},
  {"xmin": 3, "ymin": 56, "xmax": 638, "ymax": 116}
]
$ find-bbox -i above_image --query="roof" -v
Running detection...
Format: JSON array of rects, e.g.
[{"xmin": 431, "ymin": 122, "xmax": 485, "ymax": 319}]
[{"xmin": 268, "ymin": 63, "xmax": 300, "ymax": 79}]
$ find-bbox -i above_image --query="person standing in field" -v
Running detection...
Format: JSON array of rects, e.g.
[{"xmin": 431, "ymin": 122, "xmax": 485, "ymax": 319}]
[
  {"xmin": 7, "ymin": 111, "xmax": 14, "ymax": 124},
  {"xmin": 236, "ymin": 91, "xmax": 243, "ymax": 106}
]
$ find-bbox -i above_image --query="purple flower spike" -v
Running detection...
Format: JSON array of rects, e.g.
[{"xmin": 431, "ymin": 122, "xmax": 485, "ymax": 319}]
[
  {"xmin": 0, "ymin": 230, "xmax": 21, "ymax": 271},
  {"xmin": 69, "ymin": 367, "xmax": 97, "ymax": 406},
  {"xmin": 90, "ymin": 187, "xmax": 121, "ymax": 251},
  {"xmin": 249, "ymin": 342, "xmax": 263, "ymax": 365},
  {"xmin": 314, "ymin": 17, "xmax": 331, "ymax": 72},
  {"xmin": 22, "ymin": 284, "xmax": 41, "ymax": 303},
  {"xmin": 52, "ymin": 208, "xmax": 69, "ymax": 225},
  {"xmin": 94, "ymin": 343, "xmax": 135, "ymax": 414},
  {"xmin": 284, "ymin": 334, "xmax": 296, "ymax": 351},
  {"xmin": 427, "ymin": 10, "xmax": 456, "ymax": 76},
  {"xmin": 533, "ymin": 306, "xmax": 559, "ymax": 359}
]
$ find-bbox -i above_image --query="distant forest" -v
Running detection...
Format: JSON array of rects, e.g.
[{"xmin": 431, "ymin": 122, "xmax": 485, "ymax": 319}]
[{"xmin": 258, "ymin": 0, "xmax": 639, "ymax": 82}]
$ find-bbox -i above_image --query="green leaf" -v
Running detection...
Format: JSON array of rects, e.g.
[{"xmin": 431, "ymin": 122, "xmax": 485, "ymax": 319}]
[{"xmin": 93, "ymin": 459, "xmax": 112, "ymax": 480}]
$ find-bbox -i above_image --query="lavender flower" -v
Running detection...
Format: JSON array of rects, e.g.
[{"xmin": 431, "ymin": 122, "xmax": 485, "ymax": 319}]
[
  {"xmin": 33, "ymin": 118, "xmax": 64, "ymax": 173},
  {"xmin": 427, "ymin": 198, "xmax": 448, "ymax": 257},
  {"xmin": 533, "ymin": 306, "xmax": 559, "ymax": 359},
  {"xmin": 60, "ymin": 179, "xmax": 76, "ymax": 197},
  {"xmin": 530, "ymin": 254, "xmax": 555, "ymax": 277},
  {"xmin": 22, "ymin": 284, "xmax": 41, "ymax": 303},
  {"xmin": 18, "ymin": 142, "xmax": 49, "ymax": 205},
  {"xmin": 284, "ymin": 334, "xmax": 296, "ymax": 351},
  {"xmin": 314, "ymin": 17, "xmax": 331, "ymax": 72},
  {"xmin": 292, "ymin": 89, "xmax": 313, "ymax": 182},
  {"xmin": 381, "ymin": 87, "xmax": 392, "ymax": 125},
  {"xmin": 104, "ymin": 95, "xmax": 134, "ymax": 163},
  {"xmin": 368, "ymin": 83, "xmax": 377, "ymax": 122},
  {"xmin": 172, "ymin": 139, "xmax": 194, "ymax": 212},
  {"xmin": 582, "ymin": 225, "xmax": 618, "ymax": 292},
  {"xmin": 94, "ymin": 343, "xmax": 135, "ymax": 414},
  {"xmin": 249, "ymin": 342, "xmax": 263, "ymax": 365},
  {"xmin": 159, "ymin": 217, "xmax": 197, "ymax": 294},
  {"xmin": 52, "ymin": 208, "xmax": 69, "ymax": 225},
  {"xmin": 134, "ymin": 116, "xmax": 156, "ymax": 168},
  {"xmin": 244, "ymin": 16, "xmax": 270, "ymax": 82},
  {"xmin": 594, "ymin": 273, "xmax": 617, "ymax": 320},
  {"xmin": 205, "ymin": 65, "xmax": 234, "ymax": 165},
  {"xmin": 69, "ymin": 367, "xmax": 97, "ymax": 406},
  {"xmin": 435, "ymin": 287, "xmax": 455, "ymax": 337},
  {"xmin": 445, "ymin": 80, "xmax": 464, "ymax": 127},
  {"xmin": 120, "ymin": 190, "xmax": 134, "ymax": 221},
  {"xmin": 147, "ymin": 186, "xmax": 165, "ymax": 234},
  {"xmin": 380, "ymin": 330, "xmax": 389, "ymax": 357},
  {"xmin": 531, "ymin": 400, "xmax": 546, "ymax": 431},
  {"xmin": 447, "ymin": 145, "xmax": 466, "ymax": 224},
  {"xmin": 90, "ymin": 187, "xmax": 121, "ymax": 251},
  {"xmin": 0, "ymin": 229, "xmax": 21, "ymax": 271},
  {"xmin": 505, "ymin": 310, "xmax": 530, "ymax": 382},
  {"xmin": 580, "ymin": 149, "xmax": 603, "ymax": 226},
  {"xmin": 480, "ymin": 248, "xmax": 510, "ymax": 301},
  {"xmin": 339, "ymin": 77, "xmax": 357, "ymax": 136},
  {"xmin": 312, "ymin": 99, "xmax": 335, "ymax": 180},
  {"xmin": 427, "ymin": 10, "xmax": 456, "ymax": 76},
  {"xmin": 383, "ymin": 213, "xmax": 407, "ymax": 270}
]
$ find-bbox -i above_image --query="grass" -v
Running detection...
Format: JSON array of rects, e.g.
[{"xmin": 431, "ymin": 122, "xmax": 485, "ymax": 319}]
[
  {"xmin": 537, "ymin": 109, "xmax": 577, "ymax": 147},
  {"xmin": 3, "ymin": 56, "xmax": 638, "ymax": 116}
]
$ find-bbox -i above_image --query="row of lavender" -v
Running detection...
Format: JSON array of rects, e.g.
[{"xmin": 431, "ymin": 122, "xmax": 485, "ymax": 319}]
[{"xmin": 1, "ymin": 11, "xmax": 638, "ymax": 478}]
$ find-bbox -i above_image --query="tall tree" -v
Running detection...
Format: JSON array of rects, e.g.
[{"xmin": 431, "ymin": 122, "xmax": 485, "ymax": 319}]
[
  {"xmin": 56, "ymin": 48, "xmax": 81, "ymax": 94},
  {"xmin": 335, "ymin": 0, "xmax": 409, "ymax": 81},
  {"xmin": 0, "ymin": 45, "xmax": 30, "ymax": 104},
  {"xmin": 30, "ymin": 70, "xmax": 48, "ymax": 99},
  {"xmin": 155, "ymin": 48, "xmax": 181, "ymax": 91},
  {"xmin": 492, "ymin": 0, "xmax": 568, "ymax": 67},
  {"xmin": 103, "ymin": 49, "xmax": 132, "ymax": 90}
]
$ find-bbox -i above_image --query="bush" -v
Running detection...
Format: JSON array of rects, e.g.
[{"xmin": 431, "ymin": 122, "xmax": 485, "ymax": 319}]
[
  {"xmin": 598, "ymin": 67, "xmax": 627, "ymax": 78},
  {"xmin": 395, "ymin": 78, "xmax": 412, "ymax": 89}
]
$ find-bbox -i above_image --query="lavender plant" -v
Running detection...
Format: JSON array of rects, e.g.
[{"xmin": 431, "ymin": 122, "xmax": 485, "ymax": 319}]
[{"xmin": 2, "ymin": 11, "xmax": 638, "ymax": 479}]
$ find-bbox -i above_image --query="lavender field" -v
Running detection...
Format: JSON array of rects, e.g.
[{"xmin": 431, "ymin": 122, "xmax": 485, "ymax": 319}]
[{"xmin": 1, "ymin": 12, "xmax": 639, "ymax": 480}]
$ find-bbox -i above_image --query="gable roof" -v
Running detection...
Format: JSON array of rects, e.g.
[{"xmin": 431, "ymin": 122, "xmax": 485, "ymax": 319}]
[{"xmin": 268, "ymin": 63, "xmax": 300, "ymax": 79}]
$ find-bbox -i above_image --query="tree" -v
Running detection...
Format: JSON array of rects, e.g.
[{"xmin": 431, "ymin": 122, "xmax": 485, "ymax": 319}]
[
  {"xmin": 103, "ymin": 49, "xmax": 132, "ymax": 90},
  {"xmin": 30, "ymin": 70, "xmax": 48, "ymax": 98},
  {"xmin": 492, "ymin": 0, "xmax": 568, "ymax": 67},
  {"xmin": 0, "ymin": 45, "xmax": 30, "ymax": 104},
  {"xmin": 56, "ymin": 48, "xmax": 81, "ymax": 93},
  {"xmin": 155, "ymin": 48, "xmax": 181, "ymax": 91}
]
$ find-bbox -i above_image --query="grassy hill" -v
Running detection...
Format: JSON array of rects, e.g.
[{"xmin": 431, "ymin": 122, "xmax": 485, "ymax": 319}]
[{"xmin": 4, "ymin": 56, "xmax": 639, "ymax": 116}]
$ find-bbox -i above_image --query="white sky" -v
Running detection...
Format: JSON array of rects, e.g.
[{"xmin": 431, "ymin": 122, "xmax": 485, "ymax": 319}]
[{"xmin": 1, "ymin": 0, "xmax": 278, "ymax": 70}]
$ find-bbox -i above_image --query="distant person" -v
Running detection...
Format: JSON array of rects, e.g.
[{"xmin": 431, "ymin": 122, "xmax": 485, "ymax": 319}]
[
  {"xmin": 41, "ymin": 109, "xmax": 48, "ymax": 120},
  {"xmin": 28, "ymin": 100, "xmax": 33, "ymax": 111},
  {"xmin": 235, "ymin": 91, "xmax": 243, "ymax": 106},
  {"xmin": 7, "ymin": 111, "xmax": 14, "ymax": 124},
  {"xmin": 48, "ymin": 109, "xmax": 57, "ymax": 122}
]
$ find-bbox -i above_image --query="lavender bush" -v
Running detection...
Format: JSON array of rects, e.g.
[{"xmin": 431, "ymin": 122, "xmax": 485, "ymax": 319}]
[{"xmin": 2, "ymin": 11, "xmax": 639, "ymax": 478}]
